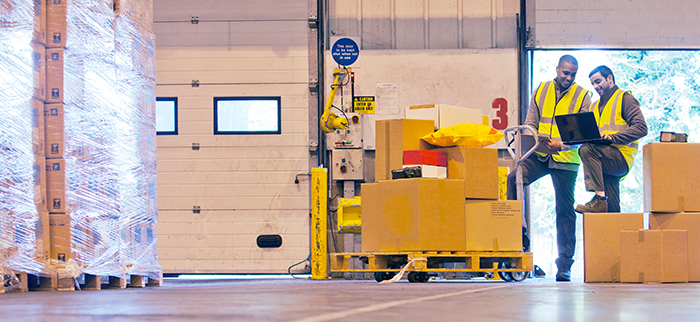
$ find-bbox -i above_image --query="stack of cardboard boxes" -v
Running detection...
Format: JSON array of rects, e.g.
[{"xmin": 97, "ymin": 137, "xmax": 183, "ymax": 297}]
[
  {"xmin": 584, "ymin": 142, "xmax": 700, "ymax": 283},
  {"xmin": 361, "ymin": 118, "xmax": 521, "ymax": 253}
]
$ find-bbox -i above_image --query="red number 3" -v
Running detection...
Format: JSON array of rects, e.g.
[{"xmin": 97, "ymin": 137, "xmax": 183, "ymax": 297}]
[{"xmin": 491, "ymin": 98, "xmax": 508, "ymax": 130}]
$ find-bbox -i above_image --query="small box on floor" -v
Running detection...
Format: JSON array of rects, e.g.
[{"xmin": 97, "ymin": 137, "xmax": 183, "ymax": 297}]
[
  {"xmin": 650, "ymin": 212, "xmax": 700, "ymax": 281},
  {"xmin": 620, "ymin": 229, "xmax": 688, "ymax": 283},
  {"xmin": 583, "ymin": 213, "xmax": 644, "ymax": 283}
]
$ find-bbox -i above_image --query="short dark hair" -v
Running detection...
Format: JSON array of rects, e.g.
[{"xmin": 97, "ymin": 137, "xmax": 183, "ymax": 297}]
[
  {"xmin": 589, "ymin": 65, "xmax": 615, "ymax": 84},
  {"xmin": 558, "ymin": 55, "xmax": 578, "ymax": 67}
]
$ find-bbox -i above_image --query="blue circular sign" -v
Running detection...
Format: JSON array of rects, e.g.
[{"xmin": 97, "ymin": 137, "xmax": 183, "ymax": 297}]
[{"xmin": 331, "ymin": 38, "xmax": 359, "ymax": 66}]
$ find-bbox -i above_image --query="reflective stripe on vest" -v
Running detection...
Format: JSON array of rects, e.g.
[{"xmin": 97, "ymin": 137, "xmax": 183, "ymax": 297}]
[
  {"xmin": 591, "ymin": 89, "xmax": 639, "ymax": 170},
  {"xmin": 534, "ymin": 81, "xmax": 588, "ymax": 164}
]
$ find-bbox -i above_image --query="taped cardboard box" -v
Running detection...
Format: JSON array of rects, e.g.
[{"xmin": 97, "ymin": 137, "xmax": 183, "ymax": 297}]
[
  {"xmin": 44, "ymin": 102, "xmax": 64, "ymax": 158},
  {"xmin": 375, "ymin": 119, "xmax": 434, "ymax": 181},
  {"xmin": 45, "ymin": 158, "xmax": 65, "ymax": 213},
  {"xmin": 464, "ymin": 200, "xmax": 521, "ymax": 251},
  {"xmin": 583, "ymin": 213, "xmax": 644, "ymax": 283},
  {"xmin": 433, "ymin": 146, "xmax": 498, "ymax": 200},
  {"xmin": 361, "ymin": 178, "xmax": 466, "ymax": 252},
  {"xmin": 49, "ymin": 213, "xmax": 71, "ymax": 263},
  {"xmin": 643, "ymin": 143, "xmax": 700, "ymax": 212},
  {"xmin": 45, "ymin": 48, "xmax": 63, "ymax": 103},
  {"xmin": 46, "ymin": 0, "xmax": 66, "ymax": 48},
  {"xmin": 405, "ymin": 104, "xmax": 483, "ymax": 130},
  {"xmin": 650, "ymin": 212, "xmax": 700, "ymax": 281},
  {"xmin": 620, "ymin": 229, "xmax": 688, "ymax": 283}
]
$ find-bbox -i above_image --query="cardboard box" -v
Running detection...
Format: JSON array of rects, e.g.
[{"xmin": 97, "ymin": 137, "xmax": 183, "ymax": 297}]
[
  {"xmin": 44, "ymin": 103, "xmax": 64, "ymax": 158},
  {"xmin": 403, "ymin": 150, "xmax": 447, "ymax": 167},
  {"xmin": 33, "ymin": 0, "xmax": 46, "ymax": 45},
  {"xmin": 620, "ymin": 229, "xmax": 688, "ymax": 283},
  {"xmin": 402, "ymin": 164, "xmax": 447, "ymax": 179},
  {"xmin": 31, "ymin": 42, "xmax": 45, "ymax": 101},
  {"xmin": 433, "ymin": 146, "xmax": 498, "ymax": 200},
  {"xmin": 650, "ymin": 212, "xmax": 700, "ymax": 281},
  {"xmin": 583, "ymin": 213, "xmax": 644, "ymax": 283},
  {"xmin": 361, "ymin": 178, "xmax": 466, "ymax": 252},
  {"xmin": 45, "ymin": 158, "xmax": 65, "ymax": 213},
  {"xmin": 46, "ymin": 0, "xmax": 67, "ymax": 48},
  {"xmin": 34, "ymin": 155, "xmax": 47, "ymax": 213},
  {"xmin": 32, "ymin": 99, "xmax": 45, "ymax": 157},
  {"xmin": 375, "ymin": 119, "xmax": 434, "ymax": 181},
  {"xmin": 45, "ymin": 48, "xmax": 63, "ymax": 103},
  {"xmin": 405, "ymin": 104, "xmax": 483, "ymax": 130},
  {"xmin": 464, "ymin": 200, "xmax": 521, "ymax": 251},
  {"xmin": 37, "ymin": 211, "xmax": 50, "ymax": 262},
  {"xmin": 49, "ymin": 213, "xmax": 71, "ymax": 263},
  {"xmin": 643, "ymin": 143, "xmax": 700, "ymax": 212}
]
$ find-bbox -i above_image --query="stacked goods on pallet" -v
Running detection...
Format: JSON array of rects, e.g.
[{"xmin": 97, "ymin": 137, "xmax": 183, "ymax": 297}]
[
  {"xmin": 1, "ymin": 0, "xmax": 161, "ymax": 288},
  {"xmin": 0, "ymin": 0, "xmax": 51, "ymax": 278},
  {"xmin": 363, "ymin": 118, "xmax": 520, "ymax": 253}
]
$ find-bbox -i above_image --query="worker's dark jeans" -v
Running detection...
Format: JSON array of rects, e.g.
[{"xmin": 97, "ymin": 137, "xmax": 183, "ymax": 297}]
[
  {"xmin": 507, "ymin": 154, "xmax": 578, "ymax": 259},
  {"xmin": 579, "ymin": 143, "xmax": 629, "ymax": 213}
]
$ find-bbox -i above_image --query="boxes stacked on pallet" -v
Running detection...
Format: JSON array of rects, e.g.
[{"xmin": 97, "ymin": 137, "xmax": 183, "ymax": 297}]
[
  {"xmin": 1, "ymin": 0, "xmax": 161, "ymax": 289},
  {"xmin": 363, "ymin": 118, "xmax": 520, "ymax": 253}
]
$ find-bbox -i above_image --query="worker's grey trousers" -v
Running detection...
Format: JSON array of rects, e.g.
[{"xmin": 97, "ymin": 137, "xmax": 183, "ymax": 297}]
[
  {"xmin": 507, "ymin": 154, "xmax": 578, "ymax": 259},
  {"xmin": 578, "ymin": 143, "xmax": 629, "ymax": 213}
]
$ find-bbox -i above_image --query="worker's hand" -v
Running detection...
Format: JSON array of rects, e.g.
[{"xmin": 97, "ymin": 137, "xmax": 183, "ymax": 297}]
[
  {"xmin": 544, "ymin": 139, "xmax": 562, "ymax": 151},
  {"xmin": 602, "ymin": 133, "xmax": 613, "ymax": 141}
]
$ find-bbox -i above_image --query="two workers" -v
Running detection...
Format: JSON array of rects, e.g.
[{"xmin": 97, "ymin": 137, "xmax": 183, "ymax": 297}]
[{"xmin": 507, "ymin": 55, "xmax": 648, "ymax": 282}]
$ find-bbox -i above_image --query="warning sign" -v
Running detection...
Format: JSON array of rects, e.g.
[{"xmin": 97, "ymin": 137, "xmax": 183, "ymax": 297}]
[{"xmin": 353, "ymin": 96, "xmax": 375, "ymax": 114}]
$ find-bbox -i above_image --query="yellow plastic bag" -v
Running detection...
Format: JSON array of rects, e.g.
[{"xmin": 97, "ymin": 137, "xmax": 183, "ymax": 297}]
[{"xmin": 421, "ymin": 122, "xmax": 504, "ymax": 147}]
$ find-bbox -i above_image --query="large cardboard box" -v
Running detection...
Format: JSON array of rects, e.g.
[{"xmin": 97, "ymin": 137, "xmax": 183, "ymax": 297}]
[
  {"xmin": 45, "ymin": 158, "xmax": 66, "ymax": 213},
  {"xmin": 46, "ymin": 0, "xmax": 67, "ymax": 48},
  {"xmin": 49, "ymin": 213, "xmax": 71, "ymax": 263},
  {"xmin": 44, "ymin": 103, "xmax": 64, "ymax": 158},
  {"xmin": 583, "ymin": 213, "xmax": 644, "ymax": 283},
  {"xmin": 620, "ymin": 229, "xmax": 688, "ymax": 283},
  {"xmin": 433, "ymin": 146, "xmax": 498, "ymax": 200},
  {"xmin": 375, "ymin": 119, "xmax": 434, "ymax": 181},
  {"xmin": 650, "ymin": 212, "xmax": 700, "ymax": 281},
  {"xmin": 45, "ymin": 48, "xmax": 64, "ymax": 103},
  {"xmin": 644, "ymin": 143, "xmax": 700, "ymax": 212},
  {"xmin": 361, "ymin": 178, "xmax": 466, "ymax": 252},
  {"xmin": 464, "ymin": 200, "xmax": 521, "ymax": 251},
  {"xmin": 37, "ymin": 211, "xmax": 50, "ymax": 262},
  {"xmin": 405, "ymin": 104, "xmax": 483, "ymax": 130}
]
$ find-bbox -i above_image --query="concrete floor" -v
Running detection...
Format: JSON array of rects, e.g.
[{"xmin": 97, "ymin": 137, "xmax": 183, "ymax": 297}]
[{"xmin": 2, "ymin": 276, "xmax": 700, "ymax": 321}]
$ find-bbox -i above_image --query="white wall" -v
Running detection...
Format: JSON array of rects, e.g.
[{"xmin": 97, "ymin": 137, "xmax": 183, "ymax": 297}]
[
  {"xmin": 532, "ymin": 0, "xmax": 700, "ymax": 48},
  {"xmin": 153, "ymin": 1, "xmax": 311, "ymax": 274}
]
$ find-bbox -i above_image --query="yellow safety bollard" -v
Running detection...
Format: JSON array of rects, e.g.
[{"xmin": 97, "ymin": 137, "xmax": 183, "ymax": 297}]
[{"xmin": 311, "ymin": 167, "xmax": 328, "ymax": 280}]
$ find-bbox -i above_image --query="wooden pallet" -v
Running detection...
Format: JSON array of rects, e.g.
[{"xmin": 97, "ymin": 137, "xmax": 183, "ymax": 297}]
[
  {"xmin": 330, "ymin": 251, "xmax": 533, "ymax": 274},
  {"xmin": 6, "ymin": 271, "xmax": 162, "ymax": 292}
]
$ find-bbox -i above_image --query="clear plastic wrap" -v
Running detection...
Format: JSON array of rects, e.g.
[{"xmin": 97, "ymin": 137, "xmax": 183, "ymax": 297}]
[
  {"xmin": 1, "ymin": 0, "xmax": 161, "ymax": 284},
  {"xmin": 0, "ymin": 0, "xmax": 51, "ymax": 279}
]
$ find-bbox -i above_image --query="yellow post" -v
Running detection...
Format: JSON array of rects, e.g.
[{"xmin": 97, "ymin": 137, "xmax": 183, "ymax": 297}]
[{"xmin": 311, "ymin": 167, "xmax": 328, "ymax": 280}]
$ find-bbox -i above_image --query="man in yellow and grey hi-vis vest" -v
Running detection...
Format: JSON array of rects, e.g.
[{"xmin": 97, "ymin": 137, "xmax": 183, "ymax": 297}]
[
  {"xmin": 507, "ymin": 55, "xmax": 590, "ymax": 282},
  {"xmin": 575, "ymin": 65, "xmax": 647, "ymax": 214}
]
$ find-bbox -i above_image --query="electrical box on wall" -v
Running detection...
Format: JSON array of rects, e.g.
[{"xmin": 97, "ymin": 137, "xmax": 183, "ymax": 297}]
[
  {"xmin": 326, "ymin": 113, "xmax": 363, "ymax": 149},
  {"xmin": 332, "ymin": 149, "xmax": 364, "ymax": 181}
]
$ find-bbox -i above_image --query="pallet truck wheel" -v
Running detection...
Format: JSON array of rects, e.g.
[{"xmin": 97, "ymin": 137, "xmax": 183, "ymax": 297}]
[
  {"xmin": 507, "ymin": 271, "xmax": 529, "ymax": 282},
  {"xmin": 418, "ymin": 272, "xmax": 430, "ymax": 283},
  {"xmin": 407, "ymin": 272, "xmax": 419, "ymax": 283},
  {"xmin": 497, "ymin": 262, "xmax": 514, "ymax": 282},
  {"xmin": 374, "ymin": 272, "xmax": 387, "ymax": 282}
]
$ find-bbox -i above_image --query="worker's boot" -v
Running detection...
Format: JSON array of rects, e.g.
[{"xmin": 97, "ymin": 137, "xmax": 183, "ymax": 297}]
[
  {"xmin": 555, "ymin": 257, "xmax": 574, "ymax": 282},
  {"xmin": 575, "ymin": 195, "xmax": 607, "ymax": 213}
]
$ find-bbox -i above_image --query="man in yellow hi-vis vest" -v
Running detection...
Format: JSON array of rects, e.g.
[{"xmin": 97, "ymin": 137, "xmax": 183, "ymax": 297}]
[
  {"xmin": 507, "ymin": 55, "xmax": 590, "ymax": 282},
  {"xmin": 575, "ymin": 66, "xmax": 647, "ymax": 214}
]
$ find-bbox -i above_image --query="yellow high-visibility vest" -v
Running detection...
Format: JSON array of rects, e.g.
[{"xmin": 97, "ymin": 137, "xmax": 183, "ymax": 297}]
[
  {"xmin": 590, "ymin": 89, "xmax": 639, "ymax": 170},
  {"xmin": 534, "ymin": 81, "xmax": 589, "ymax": 164}
]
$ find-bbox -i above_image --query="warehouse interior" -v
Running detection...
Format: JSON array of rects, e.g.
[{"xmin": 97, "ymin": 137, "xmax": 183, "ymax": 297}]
[{"xmin": 3, "ymin": 0, "xmax": 700, "ymax": 320}]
